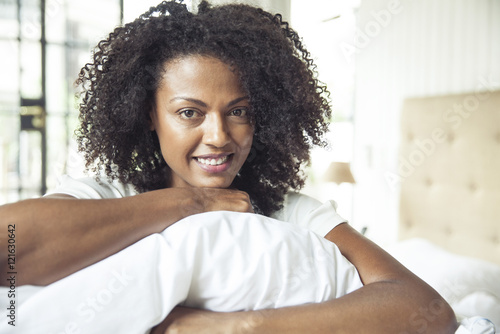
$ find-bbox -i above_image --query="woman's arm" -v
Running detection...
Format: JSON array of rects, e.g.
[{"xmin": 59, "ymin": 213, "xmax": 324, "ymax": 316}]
[
  {"xmin": 154, "ymin": 223, "xmax": 458, "ymax": 334},
  {"xmin": 0, "ymin": 188, "xmax": 252, "ymax": 286}
]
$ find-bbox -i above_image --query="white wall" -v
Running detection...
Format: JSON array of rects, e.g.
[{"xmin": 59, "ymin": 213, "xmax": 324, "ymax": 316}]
[{"xmin": 350, "ymin": 0, "xmax": 500, "ymax": 245}]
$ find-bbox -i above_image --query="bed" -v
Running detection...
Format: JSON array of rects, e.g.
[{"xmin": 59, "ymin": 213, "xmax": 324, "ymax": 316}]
[{"xmin": 386, "ymin": 89, "xmax": 500, "ymax": 330}]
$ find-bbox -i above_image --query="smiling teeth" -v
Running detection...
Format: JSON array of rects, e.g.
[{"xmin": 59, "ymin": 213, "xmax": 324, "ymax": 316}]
[{"xmin": 197, "ymin": 156, "xmax": 229, "ymax": 166}]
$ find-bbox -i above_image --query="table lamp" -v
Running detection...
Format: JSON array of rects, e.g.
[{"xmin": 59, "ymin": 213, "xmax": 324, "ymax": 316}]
[{"xmin": 322, "ymin": 161, "xmax": 355, "ymax": 184}]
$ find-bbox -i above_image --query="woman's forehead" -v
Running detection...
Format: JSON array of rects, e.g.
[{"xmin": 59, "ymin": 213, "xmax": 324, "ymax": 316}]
[{"xmin": 156, "ymin": 55, "xmax": 247, "ymax": 101}]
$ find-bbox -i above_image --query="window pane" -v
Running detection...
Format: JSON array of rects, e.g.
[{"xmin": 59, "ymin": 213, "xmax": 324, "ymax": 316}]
[
  {"xmin": 0, "ymin": 0, "xmax": 19, "ymax": 39},
  {"xmin": 20, "ymin": 41, "xmax": 42, "ymax": 99},
  {"xmin": 45, "ymin": 114, "xmax": 84, "ymax": 191},
  {"xmin": 46, "ymin": 44, "xmax": 69, "ymax": 113},
  {"xmin": 45, "ymin": 114, "xmax": 68, "ymax": 190},
  {"xmin": 19, "ymin": 130, "xmax": 42, "ymax": 193},
  {"xmin": 44, "ymin": 0, "xmax": 66, "ymax": 44},
  {"xmin": 0, "ymin": 40, "xmax": 20, "ymax": 107},
  {"xmin": 20, "ymin": 0, "xmax": 41, "ymax": 41},
  {"xmin": 46, "ymin": 0, "xmax": 121, "ymax": 46},
  {"xmin": 0, "ymin": 114, "xmax": 20, "ymax": 205},
  {"xmin": 46, "ymin": 44, "xmax": 91, "ymax": 115},
  {"xmin": 19, "ymin": 188, "xmax": 41, "ymax": 199}
]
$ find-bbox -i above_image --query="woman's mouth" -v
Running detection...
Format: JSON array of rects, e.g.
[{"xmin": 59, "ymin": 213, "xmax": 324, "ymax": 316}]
[
  {"xmin": 196, "ymin": 155, "xmax": 230, "ymax": 166},
  {"xmin": 194, "ymin": 154, "xmax": 233, "ymax": 173}
]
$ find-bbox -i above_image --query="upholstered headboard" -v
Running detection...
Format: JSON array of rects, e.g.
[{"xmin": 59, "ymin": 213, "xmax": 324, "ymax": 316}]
[{"xmin": 398, "ymin": 90, "xmax": 500, "ymax": 266}]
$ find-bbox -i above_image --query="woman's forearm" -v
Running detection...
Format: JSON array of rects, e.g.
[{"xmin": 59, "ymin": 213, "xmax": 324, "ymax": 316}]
[
  {"xmin": 160, "ymin": 279, "xmax": 457, "ymax": 334},
  {"xmin": 0, "ymin": 189, "xmax": 192, "ymax": 286},
  {"xmin": 323, "ymin": 223, "xmax": 457, "ymax": 332},
  {"xmin": 0, "ymin": 188, "xmax": 252, "ymax": 286},
  {"xmin": 160, "ymin": 284, "xmax": 454, "ymax": 334}
]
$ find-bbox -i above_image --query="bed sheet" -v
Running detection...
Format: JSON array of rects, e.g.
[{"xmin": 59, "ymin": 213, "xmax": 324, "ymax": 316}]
[{"xmin": 387, "ymin": 238, "xmax": 499, "ymax": 333}]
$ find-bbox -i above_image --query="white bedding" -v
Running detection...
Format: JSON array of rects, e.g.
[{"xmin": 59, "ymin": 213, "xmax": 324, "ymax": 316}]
[
  {"xmin": 387, "ymin": 238, "xmax": 499, "ymax": 333},
  {"xmin": 0, "ymin": 211, "xmax": 362, "ymax": 333},
  {"xmin": 1, "ymin": 213, "xmax": 495, "ymax": 333}
]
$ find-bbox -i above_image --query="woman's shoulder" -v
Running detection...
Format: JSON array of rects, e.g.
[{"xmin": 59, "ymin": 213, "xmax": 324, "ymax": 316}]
[
  {"xmin": 271, "ymin": 192, "xmax": 347, "ymax": 237},
  {"xmin": 44, "ymin": 175, "xmax": 138, "ymax": 199}
]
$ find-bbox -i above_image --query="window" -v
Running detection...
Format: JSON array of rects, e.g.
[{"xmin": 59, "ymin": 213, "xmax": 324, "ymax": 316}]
[{"xmin": 0, "ymin": 0, "xmax": 191, "ymax": 205}]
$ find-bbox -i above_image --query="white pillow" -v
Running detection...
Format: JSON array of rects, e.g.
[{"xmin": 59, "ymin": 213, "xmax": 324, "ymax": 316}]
[
  {"xmin": 1, "ymin": 211, "xmax": 362, "ymax": 334},
  {"xmin": 386, "ymin": 238, "xmax": 500, "ymax": 328}
]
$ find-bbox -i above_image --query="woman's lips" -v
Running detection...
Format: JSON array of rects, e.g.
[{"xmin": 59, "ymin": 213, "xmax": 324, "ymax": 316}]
[{"xmin": 194, "ymin": 154, "xmax": 233, "ymax": 173}]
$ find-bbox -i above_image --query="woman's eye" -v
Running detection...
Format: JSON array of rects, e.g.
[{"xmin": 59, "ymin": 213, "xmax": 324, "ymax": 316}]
[
  {"xmin": 179, "ymin": 109, "xmax": 198, "ymax": 118},
  {"xmin": 231, "ymin": 108, "xmax": 247, "ymax": 117}
]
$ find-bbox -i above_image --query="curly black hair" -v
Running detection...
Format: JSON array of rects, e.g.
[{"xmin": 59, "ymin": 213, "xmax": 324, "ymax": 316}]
[{"xmin": 75, "ymin": 0, "xmax": 331, "ymax": 216}]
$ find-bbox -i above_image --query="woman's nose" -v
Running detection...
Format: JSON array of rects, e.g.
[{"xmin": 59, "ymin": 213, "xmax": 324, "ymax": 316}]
[{"xmin": 202, "ymin": 114, "xmax": 231, "ymax": 148}]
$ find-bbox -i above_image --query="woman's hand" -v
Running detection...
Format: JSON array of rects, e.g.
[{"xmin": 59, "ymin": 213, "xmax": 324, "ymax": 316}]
[{"xmin": 188, "ymin": 188, "xmax": 254, "ymax": 214}]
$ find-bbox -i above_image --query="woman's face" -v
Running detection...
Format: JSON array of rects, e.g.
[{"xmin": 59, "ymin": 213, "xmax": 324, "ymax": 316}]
[{"xmin": 150, "ymin": 55, "xmax": 254, "ymax": 188}]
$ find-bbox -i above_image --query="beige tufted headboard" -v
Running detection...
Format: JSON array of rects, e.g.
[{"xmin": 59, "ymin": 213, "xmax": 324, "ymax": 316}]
[{"xmin": 398, "ymin": 90, "xmax": 500, "ymax": 266}]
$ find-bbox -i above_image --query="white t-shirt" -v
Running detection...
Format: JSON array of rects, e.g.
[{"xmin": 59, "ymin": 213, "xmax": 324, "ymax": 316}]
[{"xmin": 46, "ymin": 175, "xmax": 347, "ymax": 237}]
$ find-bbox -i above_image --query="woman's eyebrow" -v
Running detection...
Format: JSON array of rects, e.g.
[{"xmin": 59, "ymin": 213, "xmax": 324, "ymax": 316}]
[
  {"xmin": 227, "ymin": 96, "xmax": 249, "ymax": 107},
  {"xmin": 169, "ymin": 97, "xmax": 208, "ymax": 107},
  {"xmin": 169, "ymin": 96, "xmax": 249, "ymax": 108}
]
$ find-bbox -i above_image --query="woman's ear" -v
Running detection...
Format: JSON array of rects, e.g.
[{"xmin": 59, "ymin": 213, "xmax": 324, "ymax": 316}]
[
  {"xmin": 148, "ymin": 105, "xmax": 156, "ymax": 131},
  {"xmin": 149, "ymin": 114, "xmax": 155, "ymax": 131}
]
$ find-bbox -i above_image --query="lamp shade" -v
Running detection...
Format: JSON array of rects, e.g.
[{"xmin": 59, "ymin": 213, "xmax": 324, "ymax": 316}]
[{"xmin": 322, "ymin": 162, "xmax": 355, "ymax": 184}]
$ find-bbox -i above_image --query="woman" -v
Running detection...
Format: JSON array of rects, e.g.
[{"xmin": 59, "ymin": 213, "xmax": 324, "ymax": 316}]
[{"xmin": 0, "ymin": 1, "xmax": 457, "ymax": 333}]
